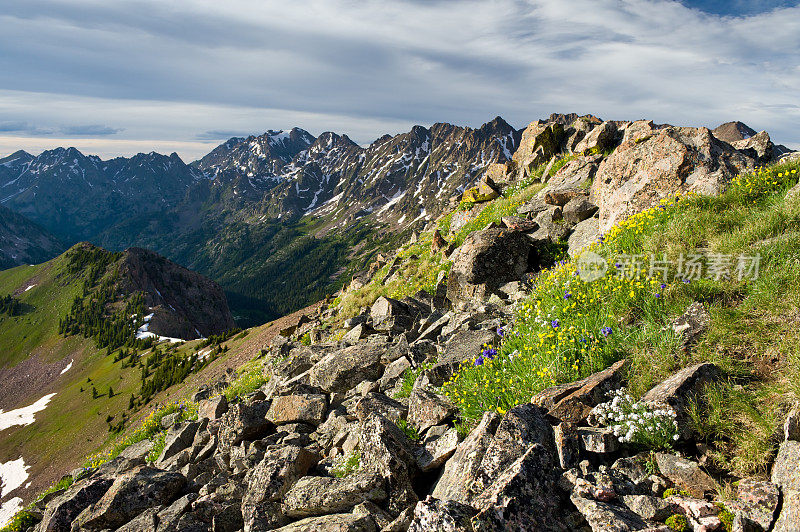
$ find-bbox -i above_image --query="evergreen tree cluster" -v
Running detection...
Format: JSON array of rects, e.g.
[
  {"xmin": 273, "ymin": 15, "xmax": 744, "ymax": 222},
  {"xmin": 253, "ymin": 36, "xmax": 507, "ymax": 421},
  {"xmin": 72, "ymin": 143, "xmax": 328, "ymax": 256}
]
[
  {"xmin": 138, "ymin": 349, "xmax": 199, "ymax": 404},
  {"xmin": 0, "ymin": 294, "xmax": 21, "ymax": 316}
]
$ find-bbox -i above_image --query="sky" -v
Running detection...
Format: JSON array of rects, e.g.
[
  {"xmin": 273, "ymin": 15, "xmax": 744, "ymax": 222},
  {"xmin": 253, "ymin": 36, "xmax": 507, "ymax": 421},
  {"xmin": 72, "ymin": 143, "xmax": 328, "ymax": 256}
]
[{"xmin": 0, "ymin": 0, "xmax": 798, "ymax": 162}]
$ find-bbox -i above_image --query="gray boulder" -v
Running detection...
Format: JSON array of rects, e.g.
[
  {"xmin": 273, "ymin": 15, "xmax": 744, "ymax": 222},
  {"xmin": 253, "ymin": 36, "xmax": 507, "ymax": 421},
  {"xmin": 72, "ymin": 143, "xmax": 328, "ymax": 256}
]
[
  {"xmin": 771, "ymin": 440, "xmax": 800, "ymax": 531},
  {"xmin": 281, "ymin": 472, "xmax": 387, "ymax": 518},
  {"xmin": 217, "ymin": 400, "xmax": 273, "ymax": 449},
  {"xmin": 310, "ymin": 344, "xmax": 384, "ymax": 394},
  {"xmin": 408, "ymin": 388, "xmax": 457, "ymax": 433},
  {"xmin": 407, "ymin": 496, "xmax": 477, "ymax": 532},
  {"xmin": 267, "ymin": 393, "xmax": 328, "ymax": 426},
  {"xmin": 35, "ymin": 478, "xmax": 113, "ymax": 532}
]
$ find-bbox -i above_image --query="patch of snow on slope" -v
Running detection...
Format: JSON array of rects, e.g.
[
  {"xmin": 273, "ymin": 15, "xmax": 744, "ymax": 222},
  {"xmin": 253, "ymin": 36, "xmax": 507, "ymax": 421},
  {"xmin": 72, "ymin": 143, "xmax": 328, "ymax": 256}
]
[
  {"xmin": 134, "ymin": 313, "xmax": 184, "ymax": 344},
  {"xmin": 24, "ymin": 284, "xmax": 36, "ymax": 292},
  {"xmin": 60, "ymin": 360, "xmax": 73, "ymax": 375},
  {"xmin": 377, "ymin": 189, "xmax": 407, "ymax": 214},
  {"xmin": 0, "ymin": 458, "xmax": 29, "ymax": 498},
  {"xmin": 0, "ymin": 394, "xmax": 56, "ymax": 432},
  {"xmin": 0, "ymin": 497, "xmax": 24, "ymax": 528}
]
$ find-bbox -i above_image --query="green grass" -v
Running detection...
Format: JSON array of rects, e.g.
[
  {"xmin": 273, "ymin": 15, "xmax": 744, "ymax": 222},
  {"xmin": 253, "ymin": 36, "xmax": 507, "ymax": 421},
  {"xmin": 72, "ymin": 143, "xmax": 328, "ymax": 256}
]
[
  {"xmin": 441, "ymin": 158, "xmax": 800, "ymax": 475},
  {"xmin": 224, "ymin": 358, "xmax": 268, "ymax": 401},
  {"xmin": 331, "ymin": 450, "xmax": 361, "ymax": 478},
  {"xmin": 396, "ymin": 418, "xmax": 421, "ymax": 442}
]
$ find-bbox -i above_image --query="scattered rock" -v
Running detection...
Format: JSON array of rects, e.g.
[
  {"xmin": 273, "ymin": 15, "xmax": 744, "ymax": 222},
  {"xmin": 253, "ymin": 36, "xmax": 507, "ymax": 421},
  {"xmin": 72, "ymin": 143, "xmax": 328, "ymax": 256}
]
[
  {"xmin": 417, "ymin": 428, "xmax": 460, "ymax": 472},
  {"xmin": 654, "ymin": 453, "xmax": 716, "ymax": 498},
  {"xmin": 282, "ymin": 472, "xmax": 387, "ymax": 518},
  {"xmin": 36, "ymin": 478, "xmax": 114, "ymax": 532},
  {"xmin": 771, "ymin": 440, "xmax": 800, "ymax": 531},
  {"xmin": 198, "ymin": 395, "xmax": 228, "ymax": 420},
  {"xmin": 670, "ymin": 302, "xmax": 711, "ymax": 350},
  {"xmin": 310, "ymin": 344, "xmax": 385, "ymax": 394},
  {"xmin": 622, "ymin": 494, "xmax": 673, "ymax": 521},
  {"xmin": 218, "ymin": 400, "xmax": 273, "ymax": 449},
  {"xmin": 408, "ymin": 388, "xmax": 457, "ymax": 432},
  {"xmin": 267, "ymin": 393, "xmax": 328, "ymax": 426},
  {"xmin": 407, "ymin": 496, "xmax": 477, "ymax": 532},
  {"xmin": 570, "ymin": 495, "xmax": 649, "ymax": 532},
  {"xmin": 726, "ymin": 478, "xmax": 779, "ymax": 532}
]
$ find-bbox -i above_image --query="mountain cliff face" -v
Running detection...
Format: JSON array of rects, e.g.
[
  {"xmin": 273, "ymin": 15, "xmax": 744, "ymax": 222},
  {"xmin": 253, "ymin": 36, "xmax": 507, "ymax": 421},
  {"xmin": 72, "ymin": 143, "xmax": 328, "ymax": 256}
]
[{"xmin": 0, "ymin": 205, "xmax": 64, "ymax": 270}]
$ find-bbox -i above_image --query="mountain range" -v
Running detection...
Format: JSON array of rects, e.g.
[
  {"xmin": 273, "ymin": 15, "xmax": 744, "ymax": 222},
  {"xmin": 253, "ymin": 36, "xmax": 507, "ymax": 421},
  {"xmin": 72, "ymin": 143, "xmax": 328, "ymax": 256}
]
[{"xmin": 0, "ymin": 117, "xmax": 519, "ymax": 325}]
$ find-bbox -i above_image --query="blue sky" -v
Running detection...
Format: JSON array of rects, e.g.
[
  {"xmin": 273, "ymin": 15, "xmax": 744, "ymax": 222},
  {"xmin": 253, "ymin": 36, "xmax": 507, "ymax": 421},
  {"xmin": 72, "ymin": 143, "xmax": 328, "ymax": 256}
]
[{"xmin": 0, "ymin": 0, "xmax": 798, "ymax": 160}]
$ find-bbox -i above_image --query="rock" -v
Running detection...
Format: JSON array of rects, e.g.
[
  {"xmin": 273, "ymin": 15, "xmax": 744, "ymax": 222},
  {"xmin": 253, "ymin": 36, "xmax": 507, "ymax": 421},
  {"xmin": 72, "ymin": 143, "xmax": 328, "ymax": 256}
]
[
  {"xmin": 725, "ymin": 478, "xmax": 779, "ymax": 532},
  {"xmin": 787, "ymin": 181, "xmax": 800, "ymax": 201},
  {"xmin": 417, "ymin": 428, "xmax": 460, "ymax": 472},
  {"xmin": 371, "ymin": 296, "xmax": 416, "ymax": 333},
  {"xmin": 771, "ymin": 440, "xmax": 800, "ymax": 532},
  {"xmin": 114, "ymin": 506, "xmax": 160, "ymax": 532},
  {"xmin": 74, "ymin": 466, "xmax": 186, "ymax": 530},
  {"xmin": 472, "ymin": 443, "xmax": 567, "ymax": 531},
  {"xmin": 471, "ymin": 404, "xmax": 555, "ymax": 496},
  {"xmin": 446, "ymin": 228, "xmax": 532, "ymax": 308},
  {"xmin": 534, "ymin": 359, "xmax": 627, "ymax": 424},
  {"xmin": 671, "ymin": 302, "xmax": 711, "ymax": 351},
  {"xmin": 408, "ymin": 388, "xmax": 457, "ymax": 432},
  {"xmin": 578, "ymin": 427, "xmax": 620, "ymax": 454},
  {"xmin": 35, "ymin": 478, "xmax": 113, "ymax": 532},
  {"xmin": 267, "ymin": 393, "xmax": 328, "ymax": 426},
  {"xmin": 641, "ymin": 363, "xmax": 721, "ymax": 438},
  {"xmin": 732, "ymin": 130, "xmax": 776, "ymax": 165},
  {"xmin": 545, "ymin": 188, "xmax": 585, "ymax": 206},
  {"xmin": 570, "ymin": 495, "xmax": 649, "ymax": 532},
  {"xmin": 117, "ymin": 439, "xmax": 154, "ymax": 462},
  {"xmin": 155, "ymin": 492, "xmax": 197, "ymax": 530},
  {"xmin": 563, "ymin": 197, "xmax": 599, "ymax": 225},
  {"xmin": 622, "ymin": 494, "xmax": 673, "ymax": 521},
  {"xmin": 310, "ymin": 344, "xmax": 385, "ymax": 394},
  {"xmin": 158, "ymin": 421, "xmax": 199, "ymax": 463},
  {"xmin": 212, "ymin": 503, "xmax": 245, "ymax": 532},
  {"xmin": 554, "ymin": 422, "xmax": 581, "ymax": 469},
  {"xmin": 462, "ymin": 178, "xmax": 501, "ymax": 203},
  {"xmin": 592, "ymin": 126, "xmax": 753, "ymax": 234},
  {"xmin": 198, "ymin": 395, "xmax": 228, "ymax": 420},
  {"xmin": 359, "ymin": 414, "xmax": 420, "ymax": 515},
  {"xmin": 439, "ymin": 329, "xmax": 498, "ymax": 366},
  {"xmin": 548, "ymin": 157, "xmax": 599, "ymax": 190},
  {"xmin": 272, "ymin": 512, "xmax": 377, "ymax": 531},
  {"xmin": 433, "ymin": 411, "xmax": 500, "ymax": 504},
  {"xmin": 784, "ymin": 404, "xmax": 800, "ymax": 442},
  {"xmin": 575, "ymin": 121, "xmax": 619, "ymax": 155},
  {"xmin": 160, "ymin": 412, "xmax": 179, "ymax": 429},
  {"xmin": 342, "ymin": 323, "xmax": 371, "ymax": 345},
  {"xmin": 500, "ymin": 216, "xmax": 538, "ymax": 232},
  {"xmin": 241, "ymin": 445, "xmax": 321, "ymax": 531},
  {"xmin": 282, "ymin": 472, "xmax": 387, "ymax": 518},
  {"xmin": 218, "ymin": 400, "xmax": 273, "ymax": 449},
  {"xmin": 355, "ymin": 393, "xmax": 408, "ymax": 424},
  {"xmin": 382, "ymin": 506, "xmax": 414, "ymax": 532},
  {"xmin": 654, "ymin": 453, "xmax": 716, "ymax": 498},
  {"xmin": 407, "ymin": 496, "xmax": 477, "ymax": 532},
  {"xmin": 568, "ymin": 216, "xmax": 600, "ymax": 257},
  {"xmin": 513, "ymin": 121, "xmax": 565, "ymax": 170}
]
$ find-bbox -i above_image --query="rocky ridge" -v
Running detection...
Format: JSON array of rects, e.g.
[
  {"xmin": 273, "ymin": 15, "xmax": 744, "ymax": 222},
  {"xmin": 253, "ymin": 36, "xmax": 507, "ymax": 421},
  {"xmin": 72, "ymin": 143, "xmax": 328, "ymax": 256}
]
[{"xmin": 7, "ymin": 114, "xmax": 799, "ymax": 531}]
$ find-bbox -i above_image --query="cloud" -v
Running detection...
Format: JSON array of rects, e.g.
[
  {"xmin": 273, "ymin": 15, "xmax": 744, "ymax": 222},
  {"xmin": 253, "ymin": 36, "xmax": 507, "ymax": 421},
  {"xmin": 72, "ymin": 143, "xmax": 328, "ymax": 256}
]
[
  {"xmin": 0, "ymin": 121, "xmax": 29, "ymax": 132},
  {"xmin": 60, "ymin": 125, "xmax": 122, "ymax": 136},
  {"xmin": 195, "ymin": 130, "xmax": 254, "ymax": 141},
  {"xmin": 0, "ymin": 0, "xmax": 797, "ymax": 159}
]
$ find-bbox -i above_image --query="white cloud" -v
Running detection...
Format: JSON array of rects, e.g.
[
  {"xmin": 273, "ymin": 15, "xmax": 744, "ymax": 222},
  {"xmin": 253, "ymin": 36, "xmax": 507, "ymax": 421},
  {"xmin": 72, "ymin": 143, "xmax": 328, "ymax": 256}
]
[{"xmin": 0, "ymin": 0, "xmax": 798, "ymax": 160}]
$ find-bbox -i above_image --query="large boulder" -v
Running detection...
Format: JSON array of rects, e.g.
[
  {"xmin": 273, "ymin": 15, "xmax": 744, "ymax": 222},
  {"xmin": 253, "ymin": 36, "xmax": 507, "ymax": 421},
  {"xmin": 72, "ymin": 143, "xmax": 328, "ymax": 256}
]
[
  {"xmin": 408, "ymin": 388, "xmax": 457, "ymax": 432},
  {"xmin": 591, "ymin": 126, "xmax": 754, "ymax": 233},
  {"xmin": 513, "ymin": 121, "xmax": 566, "ymax": 172},
  {"xmin": 267, "ymin": 394, "xmax": 328, "ymax": 426},
  {"xmin": 370, "ymin": 296, "xmax": 416, "ymax": 334},
  {"xmin": 433, "ymin": 411, "xmax": 500, "ymax": 504},
  {"xmin": 472, "ymin": 444, "xmax": 568, "ymax": 531},
  {"xmin": 218, "ymin": 400, "xmax": 273, "ymax": 449},
  {"xmin": 570, "ymin": 495, "xmax": 649, "ymax": 532},
  {"xmin": 574, "ymin": 121, "xmax": 619, "ymax": 155},
  {"xmin": 271, "ymin": 512, "xmax": 377, "ymax": 531},
  {"xmin": 407, "ymin": 496, "xmax": 477, "ymax": 532},
  {"xmin": 731, "ymin": 130, "xmax": 777, "ymax": 164},
  {"xmin": 446, "ymin": 228, "xmax": 532, "ymax": 308},
  {"xmin": 241, "ymin": 445, "xmax": 320, "ymax": 531},
  {"xmin": 73, "ymin": 466, "xmax": 186, "ymax": 530},
  {"xmin": 309, "ymin": 344, "xmax": 384, "ymax": 394},
  {"xmin": 654, "ymin": 453, "xmax": 716, "ymax": 498},
  {"xmin": 281, "ymin": 472, "xmax": 387, "ymax": 518},
  {"xmin": 35, "ymin": 478, "xmax": 114, "ymax": 532},
  {"xmin": 641, "ymin": 362, "xmax": 721, "ymax": 438}
]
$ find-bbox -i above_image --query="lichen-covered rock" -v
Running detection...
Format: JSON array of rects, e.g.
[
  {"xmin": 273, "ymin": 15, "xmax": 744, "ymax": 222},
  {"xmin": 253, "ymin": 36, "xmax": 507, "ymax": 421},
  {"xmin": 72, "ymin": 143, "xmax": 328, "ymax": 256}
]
[
  {"xmin": 272, "ymin": 512, "xmax": 377, "ymax": 531},
  {"xmin": 470, "ymin": 404, "xmax": 555, "ymax": 496},
  {"xmin": 73, "ymin": 466, "xmax": 186, "ymax": 530},
  {"xmin": 310, "ymin": 344, "xmax": 385, "ymax": 394},
  {"xmin": 446, "ymin": 228, "xmax": 532, "ymax": 308},
  {"xmin": 567, "ymin": 216, "xmax": 600, "ymax": 257},
  {"xmin": 198, "ymin": 394, "xmax": 228, "ymax": 420},
  {"xmin": 157, "ymin": 421, "xmax": 199, "ymax": 463},
  {"xmin": 670, "ymin": 302, "xmax": 711, "ymax": 351},
  {"xmin": 35, "ymin": 478, "xmax": 113, "ymax": 532},
  {"xmin": 654, "ymin": 453, "xmax": 716, "ymax": 498},
  {"xmin": 370, "ymin": 296, "xmax": 415, "ymax": 333},
  {"xmin": 281, "ymin": 472, "xmax": 387, "ymax": 518},
  {"xmin": 471, "ymin": 444, "xmax": 567, "ymax": 532},
  {"xmin": 641, "ymin": 362, "xmax": 721, "ymax": 438},
  {"xmin": 726, "ymin": 478, "xmax": 779, "ymax": 532},
  {"xmin": 408, "ymin": 388, "xmax": 457, "ymax": 432},
  {"xmin": 433, "ymin": 411, "xmax": 500, "ymax": 505},
  {"xmin": 417, "ymin": 428, "xmax": 460, "ymax": 472},
  {"xmin": 562, "ymin": 196, "xmax": 599, "ymax": 225},
  {"xmin": 570, "ymin": 495, "xmax": 649, "ymax": 532},
  {"xmin": 267, "ymin": 393, "xmax": 328, "ymax": 426},
  {"xmin": 439, "ymin": 329, "xmax": 498, "ymax": 366},
  {"xmin": 574, "ymin": 121, "xmax": 619, "ymax": 155},
  {"xmin": 407, "ymin": 496, "xmax": 477, "ymax": 532},
  {"xmin": 592, "ymin": 126, "xmax": 753, "ymax": 233},
  {"xmin": 622, "ymin": 494, "xmax": 673, "ymax": 521},
  {"xmin": 771, "ymin": 440, "xmax": 800, "ymax": 532},
  {"xmin": 355, "ymin": 392, "xmax": 408, "ymax": 424},
  {"xmin": 218, "ymin": 400, "xmax": 273, "ymax": 449},
  {"xmin": 241, "ymin": 445, "xmax": 320, "ymax": 531}
]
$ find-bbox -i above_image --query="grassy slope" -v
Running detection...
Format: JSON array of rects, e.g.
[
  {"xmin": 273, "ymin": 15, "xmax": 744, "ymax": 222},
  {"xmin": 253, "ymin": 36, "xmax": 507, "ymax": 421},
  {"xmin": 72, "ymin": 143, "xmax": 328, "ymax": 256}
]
[{"xmin": 443, "ymin": 159, "xmax": 800, "ymax": 477}]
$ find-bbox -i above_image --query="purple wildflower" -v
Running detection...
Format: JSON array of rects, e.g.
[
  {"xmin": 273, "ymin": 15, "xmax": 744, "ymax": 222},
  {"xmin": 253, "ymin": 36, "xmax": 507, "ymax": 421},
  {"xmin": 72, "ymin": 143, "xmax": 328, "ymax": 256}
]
[
  {"xmin": 600, "ymin": 326, "xmax": 613, "ymax": 337},
  {"xmin": 551, "ymin": 319, "xmax": 560, "ymax": 329}
]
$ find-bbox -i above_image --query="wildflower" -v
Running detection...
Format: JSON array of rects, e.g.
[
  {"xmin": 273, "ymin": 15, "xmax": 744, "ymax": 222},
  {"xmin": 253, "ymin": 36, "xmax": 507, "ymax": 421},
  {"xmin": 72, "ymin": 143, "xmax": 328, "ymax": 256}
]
[
  {"xmin": 564, "ymin": 292, "xmax": 571, "ymax": 299},
  {"xmin": 600, "ymin": 326, "xmax": 613, "ymax": 337},
  {"xmin": 474, "ymin": 356, "xmax": 484, "ymax": 367},
  {"xmin": 551, "ymin": 319, "xmax": 560, "ymax": 329},
  {"xmin": 497, "ymin": 326, "xmax": 505, "ymax": 338}
]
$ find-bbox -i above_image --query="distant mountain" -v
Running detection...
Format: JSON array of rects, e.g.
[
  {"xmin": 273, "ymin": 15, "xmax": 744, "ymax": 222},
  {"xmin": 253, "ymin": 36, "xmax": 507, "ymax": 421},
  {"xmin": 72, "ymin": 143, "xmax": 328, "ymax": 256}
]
[
  {"xmin": 0, "ymin": 120, "xmax": 520, "ymax": 324},
  {"xmin": 0, "ymin": 204, "xmax": 64, "ymax": 270}
]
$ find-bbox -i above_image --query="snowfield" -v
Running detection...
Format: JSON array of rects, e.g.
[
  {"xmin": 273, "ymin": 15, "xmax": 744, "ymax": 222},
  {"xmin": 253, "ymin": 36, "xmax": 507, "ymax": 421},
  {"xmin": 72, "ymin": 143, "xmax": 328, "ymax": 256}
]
[{"xmin": 0, "ymin": 393, "xmax": 56, "ymax": 432}]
